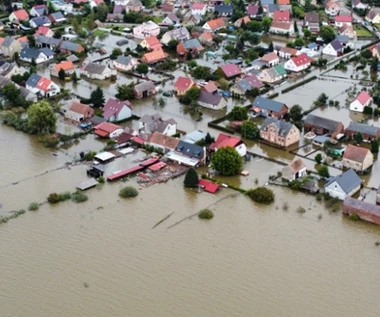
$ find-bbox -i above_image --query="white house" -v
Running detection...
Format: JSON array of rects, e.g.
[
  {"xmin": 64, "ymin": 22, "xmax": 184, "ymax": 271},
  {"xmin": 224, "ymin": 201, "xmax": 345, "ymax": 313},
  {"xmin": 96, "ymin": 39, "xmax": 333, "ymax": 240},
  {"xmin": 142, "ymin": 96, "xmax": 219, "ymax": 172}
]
[
  {"xmin": 210, "ymin": 133, "xmax": 247, "ymax": 157},
  {"xmin": 103, "ymin": 98, "xmax": 133, "ymax": 122},
  {"xmin": 25, "ymin": 73, "xmax": 61, "ymax": 98},
  {"xmin": 322, "ymin": 39, "xmax": 344, "ymax": 56},
  {"xmin": 29, "ymin": 5, "xmax": 47, "ymax": 17},
  {"xmin": 139, "ymin": 113, "xmax": 177, "ymax": 136},
  {"xmin": 325, "ymin": 0, "xmax": 340, "ymax": 16},
  {"xmin": 334, "ymin": 15, "xmax": 352, "ymax": 28},
  {"xmin": 324, "ymin": 169, "xmax": 362, "ymax": 200},
  {"xmin": 349, "ymin": 90, "xmax": 373, "ymax": 112},
  {"xmin": 282, "ymin": 158, "xmax": 307, "ymax": 181},
  {"xmin": 80, "ymin": 63, "xmax": 116, "ymax": 80},
  {"xmin": 113, "ymin": 55, "xmax": 139, "ymax": 72},
  {"xmin": 133, "ymin": 21, "xmax": 160, "ymax": 39},
  {"xmin": 284, "ymin": 53, "xmax": 312, "ymax": 72},
  {"xmin": 19, "ymin": 47, "xmax": 49, "ymax": 64},
  {"xmin": 51, "ymin": 0, "xmax": 73, "ymax": 14},
  {"xmin": 352, "ymin": 0, "xmax": 368, "ymax": 9},
  {"xmin": 269, "ymin": 21, "xmax": 295, "ymax": 35},
  {"xmin": 191, "ymin": 3, "xmax": 207, "ymax": 16}
]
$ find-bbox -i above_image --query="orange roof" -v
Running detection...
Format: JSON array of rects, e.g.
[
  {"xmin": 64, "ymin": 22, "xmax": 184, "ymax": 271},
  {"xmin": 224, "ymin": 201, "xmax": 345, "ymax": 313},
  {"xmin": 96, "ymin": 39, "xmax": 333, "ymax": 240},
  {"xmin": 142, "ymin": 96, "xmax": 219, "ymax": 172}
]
[
  {"xmin": 36, "ymin": 77, "xmax": 52, "ymax": 92},
  {"xmin": 0, "ymin": 37, "xmax": 5, "ymax": 46},
  {"xmin": 17, "ymin": 36, "xmax": 28, "ymax": 43},
  {"xmin": 55, "ymin": 61, "xmax": 74, "ymax": 72},
  {"xmin": 200, "ymin": 32, "xmax": 213, "ymax": 40},
  {"xmin": 277, "ymin": 0, "xmax": 290, "ymax": 4},
  {"xmin": 141, "ymin": 49, "xmax": 167, "ymax": 63},
  {"xmin": 69, "ymin": 101, "xmax": 91, "ymax": 115},
  {"xmin": 206, "ymin": 18, "xmax": 225, "ymax": 29},
  {"xmin": 145, "ymin": 36, "xmax": 160, "ymax": 47}
]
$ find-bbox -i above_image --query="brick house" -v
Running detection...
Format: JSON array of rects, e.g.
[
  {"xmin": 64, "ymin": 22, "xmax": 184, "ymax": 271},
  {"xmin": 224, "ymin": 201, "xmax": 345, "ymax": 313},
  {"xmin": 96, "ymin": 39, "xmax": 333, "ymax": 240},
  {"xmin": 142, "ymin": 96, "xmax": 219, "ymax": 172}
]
[
  {"xmin": 345, "ymin": 122, "xmax": 380, "ymax": 142},
  {"xmin": 303, "ymin": 114, "xmax": 344, "ymax": 138},
  {"xmin": 343, "ymin": 196, "xmax": 380, "ymax": 225},
  {"xmin": 260, "ymin": 118, "xmax": 300, "ymax": 147}
]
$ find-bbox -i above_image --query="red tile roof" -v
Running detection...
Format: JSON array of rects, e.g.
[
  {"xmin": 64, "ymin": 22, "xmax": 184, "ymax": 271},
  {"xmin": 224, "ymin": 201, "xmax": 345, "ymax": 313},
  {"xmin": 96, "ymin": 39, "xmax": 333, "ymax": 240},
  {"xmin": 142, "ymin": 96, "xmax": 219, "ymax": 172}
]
[
  {"xmin": 273, "ymin": 10, "xmax": 290, "ymax": 22},
  {"xmin": 141, "ymin": 49, "xmax": 167, "ymax": 63},
  {"xmin": 210, "ymin": 133, "xmax": 242, "ymax": 150},
  {"xmin": 277, "ymin": 0, "xmax": 290, "ymax": 4},
  {"xmin": 202, "ymin": 81, "xmax": 218, "ymax": 93},
  {"xmin": 35, "ymin": 26, "xmax": 52, "ymax": 36},
  {"xmin": 291, "ymin": 53, "xmax": 312, "ymax": 66},
  {"xmin": 270, "ymin": 21, "xmax": 292, "ymax": 30},
  {"xmin": 174, "ymin": 76, "xmax": 194, "ymax": 92},
  {"xmin": 261, "ymin": 52, "xmax": 279, "ymax": 62},
  {"xmin": 355, "ymin": 91, "xmax": 372, "ymax": 105},
  {"xmin": 144, "ymin": 36, "xmax": 162, "ymax": 50},
  {"xmin": 220, "ymin": 63, "xmax": 241, "ymax": 78},
  {"xmin": 13, "ymin": 9, "xmax": 29, "ymax": 21},
  {"xmin": 343, "ymin": 144, "xmax": 370, "ymax": 163},
  {"xmin": 69, "ymin": 101, "xmax": 92, "ymax": 116},
  {"xmin": 205, "ymin": 18, "xmax": 225, "ymax": 29},
  {"xmin": 192, "ymin": 3, "xmax": 206, "ymax": 9},
  {"xmin": 335, "ymin": 15, "xmax": 352, "ymax": 23},
  {"xmin": 36, "ymin": 77, "xmax": 52, "ymax": 92},
  {"xmin": 199, "ymin": 179, "xmax": 220, "ymax": 193},
  {"xmin": 95, "ymin": 122, "xmax": 122, "ymax": 134}
]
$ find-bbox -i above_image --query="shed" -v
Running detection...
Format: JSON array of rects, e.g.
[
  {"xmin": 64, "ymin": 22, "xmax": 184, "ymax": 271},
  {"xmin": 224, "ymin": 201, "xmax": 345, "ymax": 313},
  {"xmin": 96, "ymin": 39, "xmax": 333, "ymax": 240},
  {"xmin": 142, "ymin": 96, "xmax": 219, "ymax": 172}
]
[
  {"xmin": 77, "ymin": 178, "xmax": 99, "ymax": 190},
  {"xmin": 94, "ymin": 151, "xmax": 116, "ymax": 163},
  {"xmin": 199, "ymin": 179, "xmax": 220, "ymax": 193}
]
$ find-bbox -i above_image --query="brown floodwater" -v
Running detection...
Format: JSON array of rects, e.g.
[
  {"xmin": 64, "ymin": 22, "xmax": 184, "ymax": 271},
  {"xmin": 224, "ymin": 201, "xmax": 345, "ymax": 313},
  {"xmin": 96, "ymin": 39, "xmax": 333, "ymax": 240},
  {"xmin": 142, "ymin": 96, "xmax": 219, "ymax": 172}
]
[{"xmin": 2, "ymin": 117, "xmax": 380, "ymax": 317}]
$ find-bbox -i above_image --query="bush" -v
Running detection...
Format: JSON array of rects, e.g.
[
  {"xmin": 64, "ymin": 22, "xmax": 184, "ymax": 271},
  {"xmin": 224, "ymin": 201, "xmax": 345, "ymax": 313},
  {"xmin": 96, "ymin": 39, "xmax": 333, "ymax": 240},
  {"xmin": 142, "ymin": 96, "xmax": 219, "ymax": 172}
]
[
  {"xmin": 350, "ymin": 213, "xmax": 360, "ymax": 221},
  {"xmin": 317, "ymin": 165, "xmax": 329, "ymax": 178},
  {"xmin": 59, "ymin": 191, "xmax": 72, "ymax": 201},
  {"xmin": 72, "ymin": 191, "xmax": 88, "ymax": 203},
  {"xmin": 119, "ymin": 186, "xmax": 139, "ymax": 198},
  {"xmin": 297, "ymin": 206, "xmax": 306, "ymax": 213},
  {"xmin": 198, "ymin": 208, "xmax": 214, "ymax": 219},
  {"xmin": 316, "ymin": 193, "xmax": 323, "ymax": 201},
  {"xmin": 246, "ymin": 187, "xmax": 275, "ymax": 204},
  {"xmin": 47, "ymin": 193, "xmax": 61, "ymax": 204},
  {"xmin": 364, "ymin": 106, "xmax": 373, "ymax": 115},
  {"xmin": 315, "ymin": 153, "xmax": 323, "ymax": 164},
  {"xmin": 28, "ymin": 202, "xmax": 39, "ymax": 211},
  {"xmin": 98, "ymin": 176, "xmax": 105, "ymax": 183}
]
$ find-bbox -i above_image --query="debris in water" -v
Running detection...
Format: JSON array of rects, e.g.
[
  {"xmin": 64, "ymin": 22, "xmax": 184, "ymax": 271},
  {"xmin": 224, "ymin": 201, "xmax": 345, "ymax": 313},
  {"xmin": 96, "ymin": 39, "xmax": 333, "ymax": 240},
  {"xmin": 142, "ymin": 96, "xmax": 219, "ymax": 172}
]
[{"xmin": 84, "ymin": 282, "xmax": 89, "ymax": 288}]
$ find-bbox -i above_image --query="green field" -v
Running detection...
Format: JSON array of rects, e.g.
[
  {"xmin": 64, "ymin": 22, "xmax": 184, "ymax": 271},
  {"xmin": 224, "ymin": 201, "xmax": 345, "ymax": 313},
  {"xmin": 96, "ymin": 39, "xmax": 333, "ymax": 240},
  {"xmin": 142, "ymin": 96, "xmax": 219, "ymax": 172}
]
[{"xmin": 355, "ymin": 25, "xmax": 373, "ymax": 37}]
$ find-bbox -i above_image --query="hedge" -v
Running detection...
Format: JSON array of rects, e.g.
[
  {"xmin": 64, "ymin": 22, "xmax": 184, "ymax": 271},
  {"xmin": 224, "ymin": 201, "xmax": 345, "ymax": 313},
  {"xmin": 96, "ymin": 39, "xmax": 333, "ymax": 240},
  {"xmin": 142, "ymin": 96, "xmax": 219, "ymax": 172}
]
[{"xmin": 281, "ymin": 76, "xmax": 317, "ymax": 94}]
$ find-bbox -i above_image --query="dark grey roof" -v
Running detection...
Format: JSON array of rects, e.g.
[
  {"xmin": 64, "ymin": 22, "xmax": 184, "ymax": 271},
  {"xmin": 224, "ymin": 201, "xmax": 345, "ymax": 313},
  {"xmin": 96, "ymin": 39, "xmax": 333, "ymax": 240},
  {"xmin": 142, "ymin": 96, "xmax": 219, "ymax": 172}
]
[
  {"xmin": 304, "ymin": 114, "xmax": 341, "ymax": 131},
  {"xmin": 60, "ymin": 41, "xmax": 81, "ymax": 52},
  {"xmin": 31, "ymin": 16, "xmax": 51, "ymax": 26},
  {"xmin": 84, "ymin": 62, "xmax": 107, "ymax": 74},
  {"xmin": 329, "ymin": 39, "xmax": 343, "ymax": 51},
  {"xmin": 267, "ymin": 4, "xmax": 279, "ymax": 12},
  {"xmin": 36, "ymin": 35, "xmax": 60, "ymax": 46},
  {"xmin": 335, "ymin": 34, "xmax": 349, "ymax": 44},
  {"xmin": 252, "ymin": 96, "xmax": 287, "ymax": 112},
  {"xmin": 346, "ymin": 121, "xmax": 379, "ymax": 137},
  {"xmin": 115, "ymin": 55, "xmax": 132, "ymax": 66},
  {"xmin": 20, "ymin": 47, "xmax": 42, "ymax": 59},
  {"xmin": 134, "ymin": 81, "xmax": 155, "ymax": 93},
  {"xmin": 2, "ymin": 37, "xmax": 15, "ymax": 48},
  {"xmin": 26, "ymin": 73, "xmax": 42, "ymax": 88},
  {"xmin": 198, "ymin": 90, "xmax": 222, "ymax": 106},
  {"xmin": 260, "ymin": 118, "xmax": 294, "ymax": 136},
  {"xmin": 214, "ymin": 5, "xmax": 233, "ymax": 14},
  {"xmin": 237, "ymin": 78, "xmax": 252, "ymax": 92},
  {"xmin": 39, "ymin": 47, "xmax": 55, "ymax": 57},
  {"xmin": 175, "ymin": 140, "xmax": 204, "ymax": 158},
  {"xmin": 325, "ymin": 169, "xmax": 362, "ymax": 194}
]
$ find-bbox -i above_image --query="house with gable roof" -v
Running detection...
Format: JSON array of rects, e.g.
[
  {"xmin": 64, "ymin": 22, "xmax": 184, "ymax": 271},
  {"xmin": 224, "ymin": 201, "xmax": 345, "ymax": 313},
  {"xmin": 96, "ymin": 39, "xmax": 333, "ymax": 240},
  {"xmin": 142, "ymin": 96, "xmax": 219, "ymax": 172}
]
[
  {"xmin": 50, "ymin": 61, "xmax": 75, "ymax": 77},
  {"xmin": 304, "ymin": 114, "xmax": 344, "ymax": 137},
  {"xmin": 258, "ymin": 64, "xmax": 287, "ymax": 84},
  {"xmin": 282, "ymin": 158, "xmax": 307, "ymax": 181},
  {"xmin": 80, "ymin": 62, "xmax": 115, "ymax": 80},
  {"xmin": 49, "ymin": 11, "xmax": 66, "ymax": 24},
  {"xmin": 260, "ymin": 118, "xmax": 300, "ymax": 147},
  {"xmin": 304, "ymin": 12, "xmax": 320, "ymax": 34},
  {"xmin": 339, "ymin": 24, "xmax": 356, "ymax": 39},
  {"xmin": 63, "ymin": 101, "xmax": 94, "ymax": 122},
  {"xmin": 335, "ymin": 15, "xmax": 352, "ymax": 28},
  {"xmin": 134, "ymin": 81, "xmax": 156, "ymax": 98},
  {"xmin": 139, "ymin": 113, "xmax": 177, "ymax": 136},
  {"xmin": 103, "ymin": 98, "xmax": 133, "ymax": 122},
  {"xmin": 232, "ymin": 74, "xmax": 264, "ymax": 96},
  {"xmin": 214, "ymin": 5, "xmax": 233, "ymax": 16},
  {"xmin": 161, "ymin": 27, "xmax": 191, "ymax": 45},
  {"xmin": 352, "ymin": 0, "xmax": 368, "ymax": 9},
  {"xmin": 30, "ymin": 16, "xmax": 51, "ymax": 28},
  {"xmin": 349, "ymin": 91, "xmax": 372, "ymax": 113},
  {"xmin": 278, "ymin": 46, "xmax": 299, "ymax": 59},
  {"xmin": 176, "ymin": 39, "xmax": 204, "ymax": 56},
  {"xmin": 210, "ymin": 133, "xmax": 247, "ymax": 156},
  {"xmin": 343, "ymin": 144, "xmax": 374, "ymax": 172},
  {"xmin": 35, "ymin": 35, "xmax": 60, "ymax": 50},
  {"xmin": 345, "ymin": 122, "xmax": 380, "ymax": 141},
  {"xmin": 94, "ymin": 122, "xmax": 124, "ymax": 138},
  {"xmin": 1, "ymin": 37, "xmax": 22, "ymax": 57},
  {"xmin": 366, "ymin": 8, "xmax": 380, "ymax": 23},
  {"xmin": 25, "ymin": 73, "xmax": 60, "ymax": 97},
  {"xmin": 139, "ymin": 36, "xmax": 162, "ymax": 51},
  {"xmin": 322, "ymin": 39, "xmax": 344, "ymax": 56},
  {"xmin": 259, "ymin": 52, "xmax": 280, "ymax": 67},
  {"xmin": 113, "ymin": 55, "xmax": 139, "ymax": 72},
  {"xmin": 162, "ymin": 13, "xmax": 180, "ymax": 26},
  {"xmin": 219, "ymin": 63, "xmax": 241, "ymax": 79},
  {"xmin": 141, "ymin": 49, "xmax": 168, "ymax": 64},
  {"xmin": 198, "ymin": 90, "xmax": 226, "ymax": 110},
  {"xmin": 273, "ymin": 10, "xmax": 290, "ymax": 22},
  {"xmin": 202, "ymin": 18, "xmax": 226, "ymax": 32},
  {"xmin": 146, "ymin": 131, "xmax": 180, "ymax": 153},
  {"xmin": 34, "ymin": 26, "xmax": 54, "ymax": 37},
  {"xmin": 284, "ymin": 53, "xmax": 313, "ymax": 72},
  {"xmin": 246, "ymin": 4, "xmax": 259, "ymax": 18},
  {"xmin": 20, "ymin": 47, "xmax": 53, "ymax": 64},
  {"xmin": 9, "ymin": 9, "xmax": 29, "ymax": 24},
  {"xmin": 325, "ymin": 0, "xmax": 340, "ymax": 16},
  {"xmin": 251, "ymin": 96, "xmax": 288, "ymax": 118},
  {"xmin": 133, "ymin": 21, "xmax": 160, "ymax": 39},
  {"xmin": 191, "ymin": 3, "xmax": 207, "ymax": 15},
  {"xmin": 324, "ymin": 169, "xmax": 362, "ymax": 200},
  {"xmin": 30, "ymin": 4, "xmax": 48, "ymax": 17},
  {"xmin": 60, "ymin": 41, "xmax": 84, "ymax": 54},
  {"xmin": 269, "ymin": 21, "xmax": 294, "ymax": 35},
  {"xmin": 174, "ymin": 76, "xmax": 196, "ymax": 95},
  {"xmin": 167, "ymin": 140, "xmax": 206, "ymax": 167}
]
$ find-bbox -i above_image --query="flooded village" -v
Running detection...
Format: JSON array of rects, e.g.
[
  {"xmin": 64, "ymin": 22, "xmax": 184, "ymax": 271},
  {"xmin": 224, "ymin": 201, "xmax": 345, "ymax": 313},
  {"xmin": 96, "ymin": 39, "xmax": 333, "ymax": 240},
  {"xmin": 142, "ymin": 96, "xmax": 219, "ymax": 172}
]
[{"xmin": 2, "ymin": 0, "xmax": 380, "ymax": 316}]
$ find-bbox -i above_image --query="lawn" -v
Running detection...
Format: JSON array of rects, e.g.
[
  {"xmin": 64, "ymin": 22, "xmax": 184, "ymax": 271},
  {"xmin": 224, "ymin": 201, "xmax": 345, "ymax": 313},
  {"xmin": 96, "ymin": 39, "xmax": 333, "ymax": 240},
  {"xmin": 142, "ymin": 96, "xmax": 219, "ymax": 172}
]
[
  {"xmin": 92, "ymin": 29, "xmax": 109, "ymax": 37},
  {"xmin": 355, "ymin": 25, "xmax": 373, "ymax": 37}
]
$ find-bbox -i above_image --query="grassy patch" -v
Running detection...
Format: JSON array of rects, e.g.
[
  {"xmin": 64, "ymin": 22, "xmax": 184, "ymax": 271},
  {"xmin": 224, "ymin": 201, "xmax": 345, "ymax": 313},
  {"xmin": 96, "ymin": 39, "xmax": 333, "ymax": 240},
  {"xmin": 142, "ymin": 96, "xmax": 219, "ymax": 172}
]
[
  {"xmin": 92, "ymin": 29, "xmax": 109, "ymax": 37},
  {"xmin": 198, "ymin": 208, "xmax": 214, "ymax": 220},
  {"xmin": 355, "ymin": 25, "xmax": 373, "ymax": 37}
]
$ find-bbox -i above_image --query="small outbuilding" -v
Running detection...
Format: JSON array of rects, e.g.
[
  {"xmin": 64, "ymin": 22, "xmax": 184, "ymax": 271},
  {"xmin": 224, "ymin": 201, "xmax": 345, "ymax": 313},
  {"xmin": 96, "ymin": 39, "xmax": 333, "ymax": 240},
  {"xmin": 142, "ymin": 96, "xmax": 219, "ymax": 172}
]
[
  {"xmin": 282, "ymin": 158, "xmax": 307, "ymax": 181},
  {"xmin": 324, "ymin": 169, "xmax": 362, "ymax": 200}
]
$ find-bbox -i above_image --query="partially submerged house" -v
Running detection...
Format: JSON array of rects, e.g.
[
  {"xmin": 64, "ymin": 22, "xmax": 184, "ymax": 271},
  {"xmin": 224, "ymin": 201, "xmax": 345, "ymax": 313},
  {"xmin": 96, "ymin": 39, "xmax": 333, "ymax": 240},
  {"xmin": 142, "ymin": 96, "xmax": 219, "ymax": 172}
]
[
  {"xmin": 50, "ymin": 60, "xmax": 75, "ymax": 77},
  {"xmin": 134, "ymin": 81, "xmax": 156, "ymax": 99},
  {"xmin": 349, "ymin": 90, "xmax": 372, "ymax": 113},
  {"xmin": 209, "ymin": 133, "xmax": 247, "ymax": 157},
  {"xmin": 146, "ymin": 131, "xmax": 180, "ymax": 153},
  {"xmin": 139, "ymin": 113, "xmax": 177, "ymax": 136},
  {"xmin": 282, "ymin": 158, "xmax": 307, "ymax": 181},
  {"xmin": 343, "ymin": 197, "xmax": 380, "ymax": 225},
  {"xmin": 284, "ymin": 53, "xmax": 313, "ymax": 72},
  {"xmin": 64, "ymin": 101, "xmax": 94, "ymax": 122},
  {"xmin": 94, "ymin": 122, "xmax": 123, "ymax": 138},
  {"xmin": 345, "ymin": 122, "xmax": 380, "ymax": 141},
  {"xmin": 80, "ymin": 63, "xmax": 115, "ymax": 80},
  {"xmin": 113, "ymin": 55, "xmax": 139, "ymax": 72},
  {"xmin": 260, "ymin": 118, "xmax": 300, "ymax": 147},
  {"xmin": 25, "ymin": 73, "xmax": 60, "ymax": 97},
  {"xmin": 303, "ymin": 114, "xmax": 344, "ymax": 138},
  {"xmin": 258, "ymin": 65, "xmax": 287, "ymax": 84},
  {"xmin": 251, "ymin": 96, "xmax": 288, "ymax": 119},
  {"xmin": 103, "ymin": 98, "xmax": 133, "ymax": 122},
  {"xmin": 166, "ymin": 141, "xmax": 206, "ymax": 167},
  {"xmin": 174, "ymin": 76, "xmax": 196, "ymax": 95},
  {"xmin": 324, "ymin": 169, "xmax": 362, "ymax": 200},
  {"xmin": 198, "ymin": 90, "xmax": 226, "ymax": 110},
  {"xmin": 342, "ymin": 144, "xmax": 374, "ymax": 172}
]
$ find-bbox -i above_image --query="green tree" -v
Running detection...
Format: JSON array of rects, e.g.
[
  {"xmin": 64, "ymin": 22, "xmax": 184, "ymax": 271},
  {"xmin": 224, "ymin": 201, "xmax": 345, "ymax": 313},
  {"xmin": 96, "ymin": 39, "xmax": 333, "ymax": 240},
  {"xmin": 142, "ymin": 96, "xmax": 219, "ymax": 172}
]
[
  {"xmin": 191, "ymin": 66, "xmax": 211, "ymax": 80},
  {"xmin": 184, "ymin": 167, "xmax": 199, "ymax": 187},
  {"xmin": 371, "ymin": 57, "xmax": 378, "ymax": 74},
  {"xmin": 319, "ymin": 26, "xmax": 335, "ymax": 43},
  {"xmin": 289, "ymin": 104, "xmax": 303, "ymax": 122},
  {"xmin": 246, "ymin": 187, "xmax": 275, "ymax": 204},
  {"xmin": 90, "ymin": 87, "xmax": 105, "ymax": 107},
  {"xmin": 293, "ymin": 20, "xmax": 298, "ymax": 33},
  {"xmin": 116, "ymin": 84, "xmax": 135, "ymax": 100},
  {"xmin": 293, "ymin": 38, "xmax": 304, "ymax": 48},
  {"xmin": 71, "ymin": 72, "xmax": 78, "ymax": 83},
  {"xmin": 27, "ymin": 35, "xmax": 36, "ymax": 47},
  {"xmin": 71, "ymin": 17, "xmax": 80, "ymax": 34},
  {"xmin": 241, "ymin": 120, "xmax": 260, "ymax": 140},
  {"xmin": 371, "ymin": 139, "xmax": 379, "ymax": 154},
  {"xmin": 268, "ymin": 41, "xmax": 274, "ymax": 52},
  {"xmin": 354, "ymin": 132, "xmax": 363, "ymax": 144},
  {"xmin": 110, "ymin": 48, "xmax": 123, "ymax": 60},
  {"xmin": 205, "ymin": 132, "xmax": 214, "ymax": 144},
  {"xmin": 119, "ymin": 186, "xmax": 139, "ymax": 198},
  {"xmin": 0, "ymin": 83, "xmax": 29, "ymax": 108},
  {"xmin": 315, "ymin": 153, "xmax": 323, "ymax": 164},
  {"xmin": 211, "ymin": 147, "xmax": 243, "ymax": 176},
  {"xmin": 95, "ymin": 3, "xmax": 109, "ymax": 22},
  {"xmin": 27, "ymin": 101, "xmax": 57, "ymax": 134},
  {"xmin": 317, "ymin": 165, "xmax": 329, "ymax": 178},
  {"xmin": 179, "ymin": 87, "xmax": 200, "ymax": 105},
  {"xmin": 303, "ymin": 28, "xmax": 312, "ymax": 39},
  {"xmin": 198, "ymin": 208, "xmax": 214, "ymax": 219},
  {"xmin": 293, "ymin": 6, "xmax": 304, "ymax": 18},
  {"xmin": 136, "ymin": 62, "xmax": 149, "ymax": 74},
  {"xmin": 167, "ymin": 39, "xmax": 179, "ymax": 53},
  {"xmin": 227, "ymin": 106, "xmax": 248, "ymax": 121},
  {"xmin": 262, "ymin": 17, "xmax": 272, "ymax": 32},
  {"xmin": 58, "ymin": 68, "xmax": 66, "ymax": 80},
  {"xmin": 246, "ymin": 20, "xmax": 263, "ymax": 32}
]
